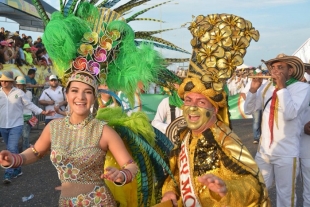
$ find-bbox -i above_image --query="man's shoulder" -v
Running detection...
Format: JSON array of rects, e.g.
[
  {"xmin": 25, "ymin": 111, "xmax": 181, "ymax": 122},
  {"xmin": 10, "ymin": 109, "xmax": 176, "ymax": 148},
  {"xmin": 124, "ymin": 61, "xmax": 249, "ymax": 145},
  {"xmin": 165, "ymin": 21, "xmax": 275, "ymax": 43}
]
[{"xmin": 290, "ymin": 81, "xmax": 310, "ymax": 90}]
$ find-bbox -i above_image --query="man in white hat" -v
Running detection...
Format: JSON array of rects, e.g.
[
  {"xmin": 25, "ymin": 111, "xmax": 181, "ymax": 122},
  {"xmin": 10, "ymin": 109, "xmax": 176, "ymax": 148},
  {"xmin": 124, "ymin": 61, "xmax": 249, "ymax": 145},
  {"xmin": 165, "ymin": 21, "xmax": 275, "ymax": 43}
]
[
  {"xmin": 39, "ymin": 74, "xmax": 67, "ymax": 125},
  {"xmin": 0, "ymin": 71, "xmax": 54, "ymax": 184},
  {"xmin": 244, "ymin": 54, "xmax": 310, "ymax": 206}
]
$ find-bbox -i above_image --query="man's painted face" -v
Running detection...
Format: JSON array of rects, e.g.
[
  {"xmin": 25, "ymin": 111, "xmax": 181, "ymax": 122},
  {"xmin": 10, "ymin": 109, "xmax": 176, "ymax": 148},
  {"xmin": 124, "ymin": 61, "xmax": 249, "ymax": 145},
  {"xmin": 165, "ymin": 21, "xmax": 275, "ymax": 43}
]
[{"xmin": 183, "ymin": 92, "xmax": 216, "ymax": 131}]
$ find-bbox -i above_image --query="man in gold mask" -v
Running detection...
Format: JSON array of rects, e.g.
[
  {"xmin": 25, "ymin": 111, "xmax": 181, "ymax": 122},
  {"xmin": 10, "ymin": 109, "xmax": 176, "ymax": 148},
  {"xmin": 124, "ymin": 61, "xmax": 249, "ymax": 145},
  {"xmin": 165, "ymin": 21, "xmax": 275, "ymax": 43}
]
[{"xmin": 160, "ymin": 14, "xmax": 270, "ymax": 207}]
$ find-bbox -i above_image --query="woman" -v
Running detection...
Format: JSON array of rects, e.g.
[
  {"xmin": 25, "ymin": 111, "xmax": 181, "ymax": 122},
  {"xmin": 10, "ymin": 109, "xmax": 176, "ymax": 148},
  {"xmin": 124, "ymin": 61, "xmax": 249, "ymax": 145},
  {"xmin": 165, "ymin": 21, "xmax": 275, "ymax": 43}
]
[
  {"xmin": 15, "ymin": 76, "xmax": 33, "ymax": 151},
  {"xmin": 0, "ymin": 71, "xmax": 139, "ymax": 206}
]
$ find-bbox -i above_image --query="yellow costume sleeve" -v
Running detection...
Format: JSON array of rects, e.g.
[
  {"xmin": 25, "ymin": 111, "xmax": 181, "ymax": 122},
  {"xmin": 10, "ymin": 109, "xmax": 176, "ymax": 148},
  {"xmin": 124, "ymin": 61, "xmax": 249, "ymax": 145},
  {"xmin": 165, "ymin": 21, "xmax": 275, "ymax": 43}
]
[{"xmin": 205, "ymin": 166, "xmax": 262, "ymax": 207}]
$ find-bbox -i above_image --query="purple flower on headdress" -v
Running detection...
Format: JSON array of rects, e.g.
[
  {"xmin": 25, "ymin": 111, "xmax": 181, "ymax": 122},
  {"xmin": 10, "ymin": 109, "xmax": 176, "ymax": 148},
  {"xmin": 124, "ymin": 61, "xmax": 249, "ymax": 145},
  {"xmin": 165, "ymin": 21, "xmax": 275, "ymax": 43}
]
[
  {"xmin": 87, "ymin": 60, "xmax": 100, "ymax": 75},
  {"xmin": 73, "ymin": 57, "xmax": 88, "ymax": 70},
  {"xmin": 93, "ymin": 47, "xmax": 107, "ymax": 62}
]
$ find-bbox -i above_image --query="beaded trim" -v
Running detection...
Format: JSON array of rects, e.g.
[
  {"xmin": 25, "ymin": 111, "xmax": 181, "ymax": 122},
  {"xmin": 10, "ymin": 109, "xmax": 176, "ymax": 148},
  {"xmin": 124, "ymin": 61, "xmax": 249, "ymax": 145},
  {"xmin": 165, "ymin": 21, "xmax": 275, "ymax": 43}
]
[{"xmin": 65, "ymin": 114, "xmax": 94, "ymax": 130}]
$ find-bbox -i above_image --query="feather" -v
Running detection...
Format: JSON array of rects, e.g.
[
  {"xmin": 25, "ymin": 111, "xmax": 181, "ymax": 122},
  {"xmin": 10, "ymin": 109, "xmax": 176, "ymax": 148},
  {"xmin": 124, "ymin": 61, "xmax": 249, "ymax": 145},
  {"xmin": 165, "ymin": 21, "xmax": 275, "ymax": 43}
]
[
  {"xmin": 126, "ymin": 1, "xmax": 172, "ymax": 23},
  {"xmin": 96, "ymin": 0, "xmax": 109, "ymax": 8},
  {"xmin": 89, "ymin": 0, "xmax": 100, "ymax": 4},
  {"xmin": 59, "ymin": 0, "xmax": 64, "ymax": 14},
  {"xmin": 165, "ymin": 58, "xmax": 190, "ymax": 63},
  {"xmin": 153, "ymin": 127, "xmax": 174, "ymax": 154},
  {"xmin": 132, "ymin": 17, "xmax": 164, "ymax": 23},
  {"xmin": 31, "ymin": 0, "xmax": 50, "ymax": 26},
  {"xmin": 135, "ymin": 40, "xmax": 190, "ymax": 54},
  {"xmin": 63, "ymin": 0, "xmax": 74, "ymax": 16},
  {"xmin": 135, "ymin": 28, "xmax": 175, "ymax": 36},
  {"xmin": 67, "ymin": 0, "xmax": 80, "ymax": 15},
  {"xmin": 114, "ymin": 0, "xmax": 149, "ymax": 15},
  {"xmin": 102, "ymin": 0, "xmax": 122, "ymax": 8},
  {"xmin": 97, "ymin": 89, "xmax": 124, "ymax": 110},
  {"xmin": 116, "ymin": 126, "xmax": 153, "ymax": 206}
]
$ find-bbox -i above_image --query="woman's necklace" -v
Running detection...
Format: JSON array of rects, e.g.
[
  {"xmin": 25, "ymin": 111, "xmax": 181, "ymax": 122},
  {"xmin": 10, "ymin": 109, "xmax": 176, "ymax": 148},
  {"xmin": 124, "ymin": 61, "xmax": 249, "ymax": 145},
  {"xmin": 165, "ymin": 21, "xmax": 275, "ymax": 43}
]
[{"xmin": 65, "ymin": 114, "xmax": 93, "ymax": 130}]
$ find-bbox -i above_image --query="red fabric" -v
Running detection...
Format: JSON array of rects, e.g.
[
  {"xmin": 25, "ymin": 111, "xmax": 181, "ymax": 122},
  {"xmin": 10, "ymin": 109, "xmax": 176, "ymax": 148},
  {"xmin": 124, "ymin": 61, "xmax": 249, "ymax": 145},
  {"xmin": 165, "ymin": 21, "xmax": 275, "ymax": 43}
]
[{"xmin": 268, "ymin": 88, "xmax": 278, "ymax": 147}]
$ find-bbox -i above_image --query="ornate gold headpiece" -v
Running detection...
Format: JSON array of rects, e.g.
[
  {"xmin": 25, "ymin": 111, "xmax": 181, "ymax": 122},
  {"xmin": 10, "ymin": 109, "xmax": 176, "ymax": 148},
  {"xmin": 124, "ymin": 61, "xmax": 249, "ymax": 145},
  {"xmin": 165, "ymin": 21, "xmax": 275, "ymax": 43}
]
[
  {"xmin": 178, "ymin": 13, "xmax": 259, "ymax": 126},
  {"xmin": 186, "ymin": 13, "xmax": 259, "ymax": 92}
]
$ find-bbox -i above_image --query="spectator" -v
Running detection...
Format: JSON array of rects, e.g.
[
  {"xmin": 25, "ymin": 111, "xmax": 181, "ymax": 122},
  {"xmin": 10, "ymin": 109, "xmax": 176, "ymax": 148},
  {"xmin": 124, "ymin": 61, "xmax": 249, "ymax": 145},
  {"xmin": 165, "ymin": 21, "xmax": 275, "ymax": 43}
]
[
  {"xmin": 15, "ymin": 76, "xmax": 33, "ymax": 151},
  {"xmin": 25, "ymin": 68, "xmax": 44, "ymax": 94},
  {"xmin": 244, "ymin": 54, "xmax": 310, "ymax": 206},
  {"xmin": 0, "ymin": 71, "xmax": 54, "ymax": 184},
  {"xmin": 23, "ymin": 43, "xmax": 34, "ymax": 66},
  {"xmin": 39, "ymin": 75, "xmax": 67, "ymax": 125},
  {"xmin": 0, "ymin": 27, "xmax": 5, "ymax": 41},
  {"xmin": 151, "ymin": 88, "xmax": 183, "ymax": 135},
  {"xmin": 300, "ymin": 93, "xmax": 310, "ymax": 206},
  {"xmin": 241, "ymin": 69, "xmax": 268, "ymax": 144},
  {"xmin": 35, "ymin": 36, "xmax": 44, "ymax": 49}
]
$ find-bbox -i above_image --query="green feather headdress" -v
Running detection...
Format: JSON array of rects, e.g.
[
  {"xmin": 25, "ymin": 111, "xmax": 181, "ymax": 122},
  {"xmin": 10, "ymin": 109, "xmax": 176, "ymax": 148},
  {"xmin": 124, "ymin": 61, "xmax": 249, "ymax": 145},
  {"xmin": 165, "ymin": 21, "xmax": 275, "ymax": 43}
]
[{"xmin": 32, "ymin": 0, "xmax": 189, "ymax": 106}]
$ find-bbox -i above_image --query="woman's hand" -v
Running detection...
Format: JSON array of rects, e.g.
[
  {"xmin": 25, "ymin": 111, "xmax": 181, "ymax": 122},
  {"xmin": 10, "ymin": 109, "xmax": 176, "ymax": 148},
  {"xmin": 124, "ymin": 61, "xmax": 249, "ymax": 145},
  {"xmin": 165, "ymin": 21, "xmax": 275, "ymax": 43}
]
[
  {"xmin": 101, "ymin": 167, "xmax": 124, "ymax": 183},
  {"xmin": 198, "ymin": 174, "xmax": 227, "ymax": 197},
  {"xmin": 161, "ymin": 191, "xmax": 178, "ymax": 207},
  {"xmin": 0, "ymin": 150, "xmax": 13, "ymax": 167}
]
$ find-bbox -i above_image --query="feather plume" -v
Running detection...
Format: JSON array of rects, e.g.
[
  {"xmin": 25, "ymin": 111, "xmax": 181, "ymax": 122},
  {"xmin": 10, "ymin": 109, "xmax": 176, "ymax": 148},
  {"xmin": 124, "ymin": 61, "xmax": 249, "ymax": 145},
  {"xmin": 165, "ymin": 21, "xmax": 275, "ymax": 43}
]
[
  {"xmin": 114, "ymin": 0, "xmax": 149, "ymax": 15},
  {"xmin": 132, "ymin": 17, "xmax": 164, "ymax": 23},
  {"xmin": 102, "ymin": 0, "xmax": 122, "ymax": 8},
  {"xmin": 135, "ymin": 28, "xmax": 175, "ymax": 36},
  {"xmin": 165, "ymin": 58, "xmax": 190, "ymax": 63},
  {"xmin": 126, "ymin": 1, "xmax": 172, "ymax": 23},
  {"xmin": 31, "ymin": 0, "xmax": 50, "ymax": 26}
]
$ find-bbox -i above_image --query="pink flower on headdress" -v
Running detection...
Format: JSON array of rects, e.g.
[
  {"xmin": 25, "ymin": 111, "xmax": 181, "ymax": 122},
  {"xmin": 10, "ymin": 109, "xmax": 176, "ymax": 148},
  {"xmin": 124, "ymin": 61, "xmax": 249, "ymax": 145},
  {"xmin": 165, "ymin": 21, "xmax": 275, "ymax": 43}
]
[
  {"xmin": 93, "ymin": 47, "xmax": 107, "ymax": 62},
  {"xmin": 77, "ymin": 43, "xmax": 94, "ymax": 57},
  {"xmin": 99, "ymin": 36, "xmax": 113, "ymax": 51},
  {"xmin": 73, "ymin": 57, "xmax": 87, "ymax": 70},
  {"xmin": 87, "ymin": 60, "xmax": 100, "ymax": 75}
]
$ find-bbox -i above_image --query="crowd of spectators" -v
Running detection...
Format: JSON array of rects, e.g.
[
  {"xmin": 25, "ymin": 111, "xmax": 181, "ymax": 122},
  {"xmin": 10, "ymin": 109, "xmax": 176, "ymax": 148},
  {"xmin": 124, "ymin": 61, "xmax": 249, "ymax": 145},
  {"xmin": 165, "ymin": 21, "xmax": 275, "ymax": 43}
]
[{"xmin": 0, "ymin": 27, "xmax": 52, "ymax": 69}]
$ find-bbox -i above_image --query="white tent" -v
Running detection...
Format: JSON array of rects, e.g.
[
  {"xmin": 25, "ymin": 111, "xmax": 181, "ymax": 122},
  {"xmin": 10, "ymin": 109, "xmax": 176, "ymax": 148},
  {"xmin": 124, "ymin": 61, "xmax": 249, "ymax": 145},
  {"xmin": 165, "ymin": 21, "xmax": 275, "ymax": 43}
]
[{"xmin": 293, "ymin": 38, "xmax": 310, "ymax": 81}]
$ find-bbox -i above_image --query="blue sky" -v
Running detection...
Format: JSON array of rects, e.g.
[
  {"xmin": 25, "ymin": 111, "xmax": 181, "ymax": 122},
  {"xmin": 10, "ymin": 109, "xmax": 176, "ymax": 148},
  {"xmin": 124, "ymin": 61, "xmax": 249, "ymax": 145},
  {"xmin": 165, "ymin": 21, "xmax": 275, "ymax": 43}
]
[{"xmin": 2, "ymin": 0, "xmax": 310, "ymax": 70}]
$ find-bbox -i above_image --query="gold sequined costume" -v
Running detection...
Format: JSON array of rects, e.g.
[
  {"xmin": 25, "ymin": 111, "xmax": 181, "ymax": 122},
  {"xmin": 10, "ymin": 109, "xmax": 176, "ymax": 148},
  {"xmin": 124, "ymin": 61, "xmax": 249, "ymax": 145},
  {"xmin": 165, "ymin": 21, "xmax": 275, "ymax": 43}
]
[
  {"xmin": 50, "ymin": 116, "xmax": 117, "ymax": 207},
  {"xmin": 163, "ymin": 117, "xmax": 270, "ymax": 207}
]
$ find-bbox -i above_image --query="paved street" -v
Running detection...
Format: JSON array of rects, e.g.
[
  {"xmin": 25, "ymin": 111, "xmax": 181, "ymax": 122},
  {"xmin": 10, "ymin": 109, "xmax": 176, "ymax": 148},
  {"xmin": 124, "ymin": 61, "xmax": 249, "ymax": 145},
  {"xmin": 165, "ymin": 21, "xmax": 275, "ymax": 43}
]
[{"xmin": 0, "ymin": 119, "xmax": 304, "ymax": 206}]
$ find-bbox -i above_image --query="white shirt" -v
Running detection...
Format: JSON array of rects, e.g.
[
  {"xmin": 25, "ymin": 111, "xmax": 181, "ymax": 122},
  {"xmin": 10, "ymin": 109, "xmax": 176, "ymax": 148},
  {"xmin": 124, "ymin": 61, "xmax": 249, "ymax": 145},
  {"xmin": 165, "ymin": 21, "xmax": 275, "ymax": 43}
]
[
  {"xmin": 23, "ymin": 90, "xmax": 33, "ymax": 116},
  {"xmin": 244, "ymin": 80, "xmax": 310, "ymax": 157},
  {"xmin": 39, "ymin": 86, "xmax": 65, "ymax": 119},
  {"xmin": 0, "ymin": 87, "xmax": 43, "ymax": 128},
  {"xmin": 151, "ymin": 97, "xmax": 183, "ymax": 134},
  {"xmin": 300, "ymin": 105, "xmax": 310, "ymax": 158}
]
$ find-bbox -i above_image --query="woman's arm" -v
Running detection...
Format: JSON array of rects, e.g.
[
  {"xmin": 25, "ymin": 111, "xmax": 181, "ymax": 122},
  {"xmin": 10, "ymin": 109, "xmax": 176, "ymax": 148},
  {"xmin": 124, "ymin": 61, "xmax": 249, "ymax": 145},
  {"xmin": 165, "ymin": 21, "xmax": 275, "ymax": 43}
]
[
  {"xmin": 99, "ymin": 125, "xmax": 139, "ymax": 184},
  {"xmin": 0, "ymin": 124, "xmax": 51, "ymax": 168}
]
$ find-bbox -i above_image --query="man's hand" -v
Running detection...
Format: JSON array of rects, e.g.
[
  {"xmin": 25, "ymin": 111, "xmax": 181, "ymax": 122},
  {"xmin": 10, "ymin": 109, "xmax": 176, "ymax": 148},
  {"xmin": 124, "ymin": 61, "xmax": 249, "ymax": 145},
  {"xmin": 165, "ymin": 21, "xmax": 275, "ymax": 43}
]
[
  {"xmin": 249, "ymin": 78, "xmax": 263, "ymax": 93},
  {"xmin": 198, "ymin": 174, "xmax": 227, "ymax": 197},
  {"xmin": 42, "ymin": 110, "xmax": 55, "ymax": 116},
  {"xmin": 271, "ymin": 72, "xmax": 286, "ymax": 89},
  {"xmin": 304, "ymin": 121, "xmax": 310, "ymax": 135},
  {"xmin": 161, "ymin": 191, "xmax": 178, "ymax": 207}
]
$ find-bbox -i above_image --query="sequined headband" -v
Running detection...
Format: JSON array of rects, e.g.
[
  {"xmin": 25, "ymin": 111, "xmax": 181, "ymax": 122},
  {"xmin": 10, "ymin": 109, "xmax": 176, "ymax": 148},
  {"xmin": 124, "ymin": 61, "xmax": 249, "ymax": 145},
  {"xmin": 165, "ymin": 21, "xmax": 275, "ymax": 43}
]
[{"xmin": 66, "ymin": 71, "xmax": 97, "ymax": 91}]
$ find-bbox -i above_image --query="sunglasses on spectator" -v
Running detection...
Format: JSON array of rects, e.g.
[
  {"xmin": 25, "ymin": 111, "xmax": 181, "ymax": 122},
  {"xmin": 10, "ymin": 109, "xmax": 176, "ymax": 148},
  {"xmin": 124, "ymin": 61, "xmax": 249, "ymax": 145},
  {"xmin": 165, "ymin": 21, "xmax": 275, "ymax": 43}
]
[{"xmin": 50, "ymin": 79, "xmax": 58, "ymax": 82}]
